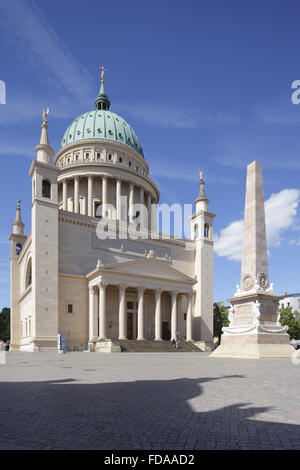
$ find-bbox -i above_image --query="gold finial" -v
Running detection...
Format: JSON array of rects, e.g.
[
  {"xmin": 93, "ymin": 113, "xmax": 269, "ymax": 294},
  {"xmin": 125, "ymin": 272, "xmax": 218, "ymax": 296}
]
[
  {"xmin": 199, "ymin": 169, "xmax": 203, "ymax": 181},
  {"xmin": 99, "ymin": 66, "xmax": 107, "ymax": 84},
  {"xmin": 42, "ymin": 107, "xmax": 49, "ymax": 124}
]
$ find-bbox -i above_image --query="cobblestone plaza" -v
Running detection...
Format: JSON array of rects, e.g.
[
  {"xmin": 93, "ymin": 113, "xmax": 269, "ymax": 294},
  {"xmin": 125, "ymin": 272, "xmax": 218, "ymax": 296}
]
[{"xmin": 0, "ymin": 352, "xmax": 299, "ymax": 450}]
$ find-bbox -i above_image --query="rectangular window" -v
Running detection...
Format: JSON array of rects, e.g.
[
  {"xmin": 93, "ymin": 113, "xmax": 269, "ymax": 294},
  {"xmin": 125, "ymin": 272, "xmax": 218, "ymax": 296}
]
[
  {"xmin": 67, "ymin": 304, "xmax": 73, "ymax": 313},
  {"xmin": 108, "ymin": 154, "xmax": 112, "ymax": 160},
  {"xmin": 127, "ymin": 301, "xmax": 134, "ymax": 310},
  {"xmin": 97, "ymin": 153, "xmax": 101, "ymax": 159},
  {"xmin": 85, "ymin": 153, "xmax": 89, "ymax": 159},
  {"xmin": 119, "ymin": 157, "xmax": 123, "ymax": 163}
]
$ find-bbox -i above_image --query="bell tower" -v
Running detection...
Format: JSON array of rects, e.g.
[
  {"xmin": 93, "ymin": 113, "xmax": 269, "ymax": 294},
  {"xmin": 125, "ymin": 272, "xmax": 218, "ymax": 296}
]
[
  {"xmin": 9, "ymin": 199, "xmax": 27, "ymax": 350},
  {"xmin": 29, "ymin": 109, "xmax": 60, "ymax": 350},
  {"xmin": 191, "ymin": 171, "xmax": 215, "ymax": 350}
]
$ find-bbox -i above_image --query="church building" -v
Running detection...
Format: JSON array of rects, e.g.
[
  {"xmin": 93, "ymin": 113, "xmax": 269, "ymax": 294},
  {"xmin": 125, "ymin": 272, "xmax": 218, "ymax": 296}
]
[{"xmin": 9, "ymin": 69, "xmax": 215, "ymax": 352}]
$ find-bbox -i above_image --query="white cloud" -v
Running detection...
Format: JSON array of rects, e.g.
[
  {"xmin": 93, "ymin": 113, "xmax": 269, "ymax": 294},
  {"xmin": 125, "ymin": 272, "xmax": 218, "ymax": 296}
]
[
  {"xmin": 117, "ymin": 103, "xmax": 240, "ymax": 130},
  {"xmin": 0, "ymin": 94, "xmax": 82, "ymax": 124},
  {"xmin": 254, "ymin": 104, "xmax": 300, "ymax": 126},
  {"xmin": 150, "ymin": 160, "xmax": 240, "ymax": 185},
  {"xmin": 214, "ymin": 220, "xmax": 243, "ymax": 261},
  {"xmin": 215, "ymin": 189, "xmax": 300, "ymax": 261},
  {"xmin": 0, "ymin": 0, "xmax": 93, "ymax": 101},
  {"xmin": 265, "ymin": 189, "xmax": 300, "ymax": 246},
  {"xmin": 0, "ymin": 144, "xmax": 34, "ymax": 158}
]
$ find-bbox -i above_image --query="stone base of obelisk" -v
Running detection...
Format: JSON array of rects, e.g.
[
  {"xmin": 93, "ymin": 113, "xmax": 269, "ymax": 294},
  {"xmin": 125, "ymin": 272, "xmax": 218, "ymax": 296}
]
[
  {"xmin": 211, "ymin": 332, "xmax": 294, "ymax": 358},
  {"xmin": 211, "ymin": 290, "xmax": 295, "ymax": 358}
]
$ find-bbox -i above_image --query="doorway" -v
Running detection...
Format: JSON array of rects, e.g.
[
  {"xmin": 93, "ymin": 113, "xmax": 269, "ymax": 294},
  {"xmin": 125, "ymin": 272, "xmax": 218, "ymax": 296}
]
[
  {"xmin": 162, "ymin": 321, "xmax": 170, "ymax": 340},
  {"xmin": 127, "ymin": 312, "xmax": 133, "ymax": 339},
  {"xmin": 127, "ymin": 300, "xmax": 137, "ymax": 340}
]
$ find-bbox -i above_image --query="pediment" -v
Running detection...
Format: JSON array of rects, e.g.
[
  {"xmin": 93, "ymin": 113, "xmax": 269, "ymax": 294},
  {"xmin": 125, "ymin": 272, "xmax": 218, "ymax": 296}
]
[{"xmin": 99, "ymin": 258, "xmax": 195, "ymax": 284}]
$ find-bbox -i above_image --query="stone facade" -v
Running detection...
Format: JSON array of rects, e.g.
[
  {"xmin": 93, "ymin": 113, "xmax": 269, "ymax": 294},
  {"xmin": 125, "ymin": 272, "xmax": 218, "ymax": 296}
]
[{"xmin": 9, "ymin": 77, "xmax": 215, "ymax": 352}]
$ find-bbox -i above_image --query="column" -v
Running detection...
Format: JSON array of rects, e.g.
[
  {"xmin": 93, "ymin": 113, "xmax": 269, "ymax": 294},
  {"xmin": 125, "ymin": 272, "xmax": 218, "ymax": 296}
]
[
  {"xmin": 140, "ymin": 187, "xmax": 146, "ymax": 229},
  {"xmin": 129, "ymin": 183, "xmax": 134, "ymax": 223},
  {"xmin": 98, "ymin": 281, "xmax": 107, "ymax": 340},
  {"xmin": 139, "ymin": 187, "xmax": 144, "ymax": 205},
  {"xmin": 118, "ymin": 284, "xmax": 127, "ymax": 340},
  {"xmin": 147, "ymin": 192, "xmax": 152, "ymax": 232},
  {"xmin": 74, "ymin": 176, "xmax": 79, "ymax": 213},
  {"xmin": 89, "ymin": 286, "xmax": 98, "ymax": 342},
  {"xmin": 62, "ymin": 179, "xmax": 67, "ymax": 211},
  {"xmin": 116, "ymin": 178, "xmax": 121, "ymax": 220},
  {"xmin": 151, "ymin": 197, "xmax": 158, "ymax": 233},
  {"xmin": 137, "ymin": 287, "xmax": 145, "ymax": 340},
  {"xmin": 186, "ymin": 293, "xmax": 193, "ymax": 342},
  {"xmin": 88, "ymin": 175, "xmax": 93, "ymax": 217},
  {"xmin": 155, "ymin": 289, "xmax": 162, "ymax": 341},
  {"xmin": 171, "ymin": 291, "xmax": 178, "ymax": 340},
  {"xmin": 102, "ymin": 175, "xmax": 107, "ymax": 218}
]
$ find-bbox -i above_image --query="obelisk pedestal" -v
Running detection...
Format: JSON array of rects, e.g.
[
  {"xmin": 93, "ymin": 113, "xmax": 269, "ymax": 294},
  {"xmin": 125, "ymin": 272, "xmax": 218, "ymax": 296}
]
[{"xmin": 211, "ymin": 161, "xmax": 294, "ymax": 358}]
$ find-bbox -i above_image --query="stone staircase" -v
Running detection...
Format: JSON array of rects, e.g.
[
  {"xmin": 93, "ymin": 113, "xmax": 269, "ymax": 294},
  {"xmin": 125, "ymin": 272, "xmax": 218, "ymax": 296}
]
[{"xmin": 113, "ymin": 339, "xmax": 202, "ymax": 353}]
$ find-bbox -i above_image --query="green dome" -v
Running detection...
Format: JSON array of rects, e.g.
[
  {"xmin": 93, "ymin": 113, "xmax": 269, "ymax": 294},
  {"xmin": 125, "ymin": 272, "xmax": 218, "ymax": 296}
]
[{"xmin": 59, "ymin": 110, "xmax": 144, "ymax": 157}]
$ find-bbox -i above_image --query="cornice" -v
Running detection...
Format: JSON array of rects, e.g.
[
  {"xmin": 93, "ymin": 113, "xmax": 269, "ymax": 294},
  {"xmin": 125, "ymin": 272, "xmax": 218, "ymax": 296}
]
[{"xmin": 58, "ymin": 210, "xmax": 194, "ymax": 249}]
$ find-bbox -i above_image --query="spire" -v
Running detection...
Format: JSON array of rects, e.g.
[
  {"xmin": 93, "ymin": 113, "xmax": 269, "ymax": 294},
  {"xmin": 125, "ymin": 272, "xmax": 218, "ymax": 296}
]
[
  {"xmin": 35, "ymin": 108, "xmax": 54, "ymax": 164},
  {"xmin": 195, "ymin": 169, "xmax": 209, "ymax": 210},
  {"xmin": 95, "ymin": 66, "xmax": 111, "ymax": 111},
  {"xmin": 12, "ymin": 199, "xmax": 24, "ymax": 235}
]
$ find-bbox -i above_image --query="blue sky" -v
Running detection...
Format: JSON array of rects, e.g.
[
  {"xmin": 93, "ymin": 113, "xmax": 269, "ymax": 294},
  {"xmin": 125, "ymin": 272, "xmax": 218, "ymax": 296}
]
[{"xmin": 0, "ymin": 0, "xmax": 300, "ymax": 309}]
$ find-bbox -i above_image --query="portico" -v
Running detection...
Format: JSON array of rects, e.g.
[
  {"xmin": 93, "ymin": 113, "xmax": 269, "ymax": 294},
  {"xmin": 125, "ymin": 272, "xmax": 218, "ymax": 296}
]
[{"xmin": 86, "ymin": 257, "xmax": 195, "ymax": 350}]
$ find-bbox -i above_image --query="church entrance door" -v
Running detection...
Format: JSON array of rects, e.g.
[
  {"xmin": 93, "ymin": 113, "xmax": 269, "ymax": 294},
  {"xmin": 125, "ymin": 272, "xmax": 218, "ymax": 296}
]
[
  {"xmin": 162, "ymin": 322, "xmax": 170, "ymax": 340},
  {"xmin": 127, "ymin": 312, "xmax": 133, "ymax": 339}
]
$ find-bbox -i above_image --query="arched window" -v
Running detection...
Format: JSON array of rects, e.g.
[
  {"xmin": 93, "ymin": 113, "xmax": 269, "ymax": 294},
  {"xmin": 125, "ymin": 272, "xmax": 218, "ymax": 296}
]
[
  {"xmin": 25, "ymin": 258, "xmax": 32, "ymax": 289},
  {"xmin": 42, "ymin": 180, "xmax": 51, "ymax": 198},
  {"xmin": 16, "ymin": 243, "xmax": 22, "ymax": 256},
  {"xmin": 204, "ymin": 223, "xmax": 209, "ymax": 238}
]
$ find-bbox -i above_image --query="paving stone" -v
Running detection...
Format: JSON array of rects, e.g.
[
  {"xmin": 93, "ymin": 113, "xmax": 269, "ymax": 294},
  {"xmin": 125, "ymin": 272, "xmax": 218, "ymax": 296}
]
[{"xmin": 0, "ymin": 352, "xmax": 299, "ymax": 450}]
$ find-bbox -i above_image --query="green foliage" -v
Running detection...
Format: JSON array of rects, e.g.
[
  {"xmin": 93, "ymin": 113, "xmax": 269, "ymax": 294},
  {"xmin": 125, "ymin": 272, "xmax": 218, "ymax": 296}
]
[
  {"xmin": 213, "ymin": 302, "xmax": 229, "ymax": 344},
  {"xmin": 0, "ymin": 307, "xmax": 10, "ymax": 343},
  {"xmin": 280, "ymin": 307, "xmax": 300, "ymax": 340}
]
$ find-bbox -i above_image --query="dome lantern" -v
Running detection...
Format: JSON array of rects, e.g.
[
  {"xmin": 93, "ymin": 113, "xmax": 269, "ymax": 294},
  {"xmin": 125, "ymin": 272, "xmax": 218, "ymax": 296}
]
[{"xmin": 95, "ymin": 66, "xmax": 110, "ymax": 111}]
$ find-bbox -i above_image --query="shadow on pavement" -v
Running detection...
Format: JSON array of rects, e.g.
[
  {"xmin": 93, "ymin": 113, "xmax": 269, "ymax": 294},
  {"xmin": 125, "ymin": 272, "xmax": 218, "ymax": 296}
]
[{"xmin": 0, "ymin": 374, "xmax": 299, "ymax": 450}]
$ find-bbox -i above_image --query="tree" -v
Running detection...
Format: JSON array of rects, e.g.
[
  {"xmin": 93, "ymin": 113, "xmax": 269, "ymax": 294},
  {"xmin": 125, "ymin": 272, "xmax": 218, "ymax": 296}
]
[
  {"xmin": 279, "ymin": 307, "xmax": 300, "ymax": 340},
  {"xmin": 0, "ymin": 307, "xmax": 10, "ymax": 343},
  {"xmin": 213, "ymin": 302, "xmax": 230, "ymax": 345}
]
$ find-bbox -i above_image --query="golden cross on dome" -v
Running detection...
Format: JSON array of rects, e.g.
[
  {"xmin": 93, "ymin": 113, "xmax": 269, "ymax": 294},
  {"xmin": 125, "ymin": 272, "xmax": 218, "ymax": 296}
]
[{"xmin": 100, "ymin": 66, "xmax": 107, "ymax": 84}]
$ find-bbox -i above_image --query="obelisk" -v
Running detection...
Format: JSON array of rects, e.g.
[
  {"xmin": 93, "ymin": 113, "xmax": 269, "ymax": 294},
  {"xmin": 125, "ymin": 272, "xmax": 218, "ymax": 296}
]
[
  {"xmin": 241, "ymin": 161, "xmax": 269, "ymax": 291},
  {"xmin": 211, "ymin": 161, "xmax": 294, "ymax": 358}
]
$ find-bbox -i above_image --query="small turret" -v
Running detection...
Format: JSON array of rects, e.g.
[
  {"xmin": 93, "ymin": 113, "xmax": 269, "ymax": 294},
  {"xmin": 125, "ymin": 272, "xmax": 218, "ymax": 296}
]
[
  {"xmin": 35, "ymin": 108, "xmax": 54, "ymax": 164},
  {"xmin": 12, "ymin": 199, "xmax": 24, "ymax": 235},
  {"xmin": 195, "ymin": 170, "xmax": 209, "ymax": 211}
]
